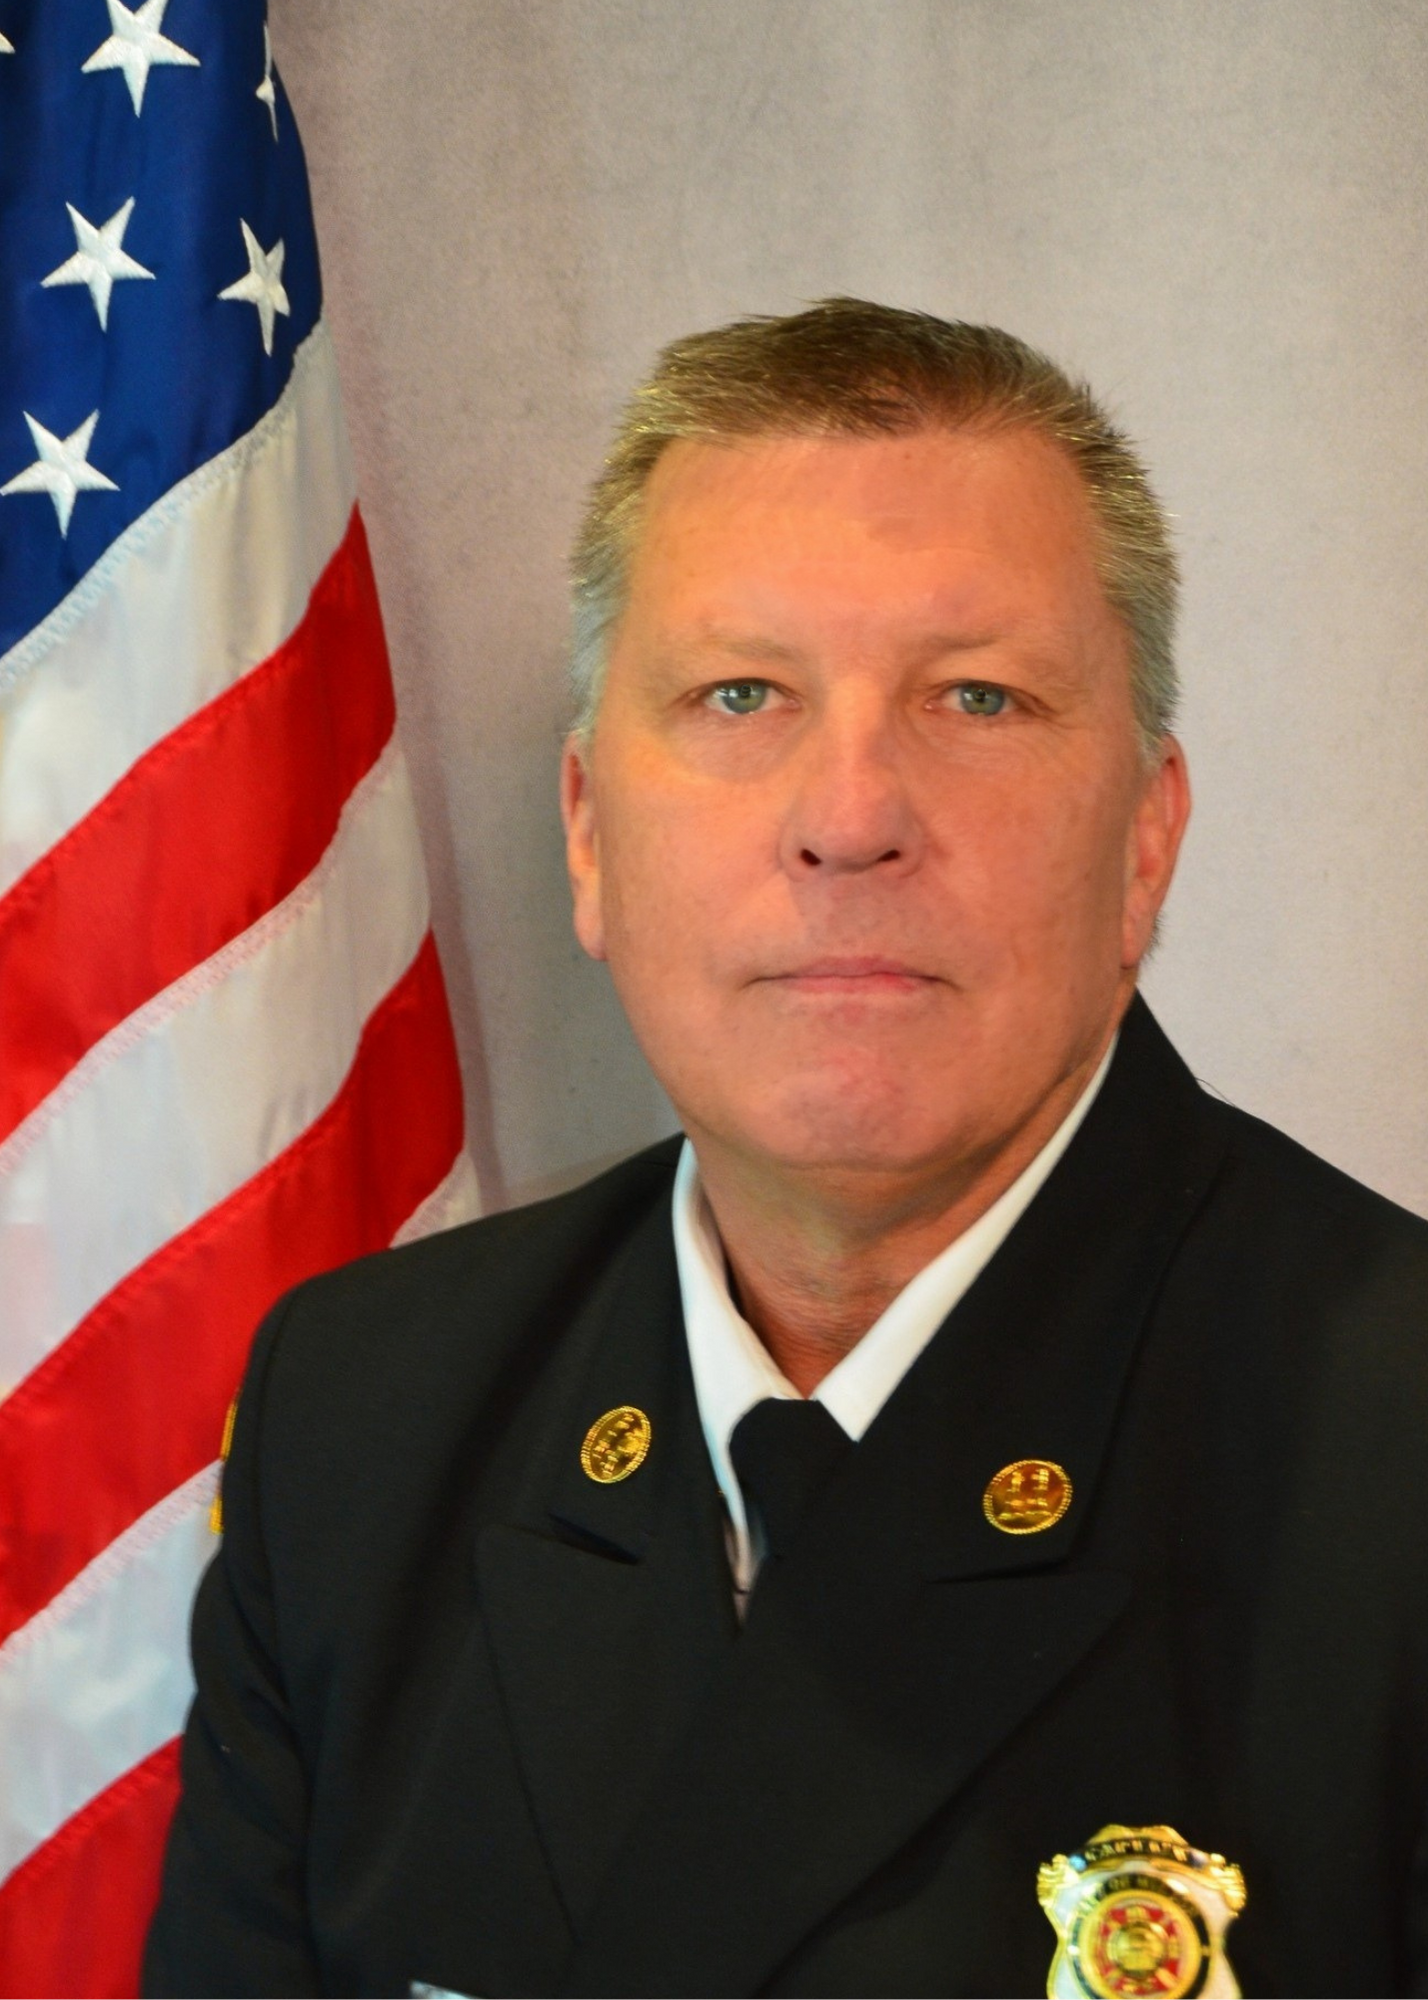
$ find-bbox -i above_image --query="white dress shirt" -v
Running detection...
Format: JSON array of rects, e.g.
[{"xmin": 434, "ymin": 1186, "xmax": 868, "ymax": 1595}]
[{"xmin": 671, "ymin": 1039, "xmax": 1116, "ymax": 1596}]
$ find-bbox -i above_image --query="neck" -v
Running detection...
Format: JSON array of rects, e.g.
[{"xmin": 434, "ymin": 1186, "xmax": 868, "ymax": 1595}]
[{"xmin": 687, "ymin": 1034, "xmax": 1116, "ymax": 1397}]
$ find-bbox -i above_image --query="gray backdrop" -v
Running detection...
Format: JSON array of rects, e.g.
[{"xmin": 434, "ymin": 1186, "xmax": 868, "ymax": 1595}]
[{"xmin": 270, "ymin": 0, "xmax": 1428, "ymax": 1218}]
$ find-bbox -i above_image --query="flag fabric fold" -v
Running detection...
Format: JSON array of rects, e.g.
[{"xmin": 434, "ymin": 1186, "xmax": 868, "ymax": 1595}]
[{"xmin": 0, "ymin": 5, "xmax": 481, "ymax": 1990}]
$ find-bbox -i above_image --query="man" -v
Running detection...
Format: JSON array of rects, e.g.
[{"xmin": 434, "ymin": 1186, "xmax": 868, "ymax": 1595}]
[{"xmin": 146, "ymin": 301, "xmax": 1428, "ymax": 1997}]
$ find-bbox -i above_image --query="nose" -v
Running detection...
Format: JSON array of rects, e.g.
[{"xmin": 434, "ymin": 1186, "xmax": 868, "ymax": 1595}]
[{"xmin": 778, "ymin": 699, "xmax": 923, "ymax": 879}]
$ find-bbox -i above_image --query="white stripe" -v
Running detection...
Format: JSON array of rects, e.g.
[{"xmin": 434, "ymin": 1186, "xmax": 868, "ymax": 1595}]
[
  {"xmin": 0, "ymin": 320, "xmax": 354, "ymax": 900},
  {"xmin": 391, "ymin": 1149, "xmax": 483, "ymax": 1247},
  {"xmin": 0, "ymin": 1463, "xmax": 218, "ymax": 1889},
  {"xmin": 0, "ymin": 742, "xmax": 429, "ymax": 1401}
]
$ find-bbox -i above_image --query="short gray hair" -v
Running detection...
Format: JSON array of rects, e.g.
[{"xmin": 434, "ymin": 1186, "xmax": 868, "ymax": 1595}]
[{"xmin": 569, "ymin": 297, "xmax": 1178, "ymax": 756}]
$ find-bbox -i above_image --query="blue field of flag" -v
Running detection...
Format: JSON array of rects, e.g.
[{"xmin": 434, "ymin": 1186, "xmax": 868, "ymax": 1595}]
[{"xmin": 0, "ymin": 0, "xmax": 322, "ymax": 655}]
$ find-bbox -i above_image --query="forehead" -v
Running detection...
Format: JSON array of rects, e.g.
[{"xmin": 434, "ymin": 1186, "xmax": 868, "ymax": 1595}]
[{"xmin": 625, "ymin": 425, "xmax": 1115, "ymax": 649}]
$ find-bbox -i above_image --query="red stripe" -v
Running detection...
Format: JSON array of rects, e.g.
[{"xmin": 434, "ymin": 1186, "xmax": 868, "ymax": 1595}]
[
  {"xmin": 0, "ymin": 505, "xmax": 394, "ymax": 1148},
  {"xmin": 0, "ymin": 1737, "xmax": 179, "ymax": 1999},
  {"xmin": 0, "ymin": 933, "xmax": 464, "ymax": 1649}
]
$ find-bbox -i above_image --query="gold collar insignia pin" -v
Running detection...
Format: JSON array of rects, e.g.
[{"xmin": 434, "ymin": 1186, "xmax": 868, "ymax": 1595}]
[
  {"xmin": 1038, "ymin": 1824, "xmax": 1245, "ymax": 1998},
  {"xmin": 581, "ymin": 1406, "xmax": 652, "ymax": 1484},
  {"xmin": 208, "ymin": 1395, "xmax": 239, "ymax": 1535},
  {"xmin": 984, "ymin": 1458, "xmax": 1072, "ymax": 1534}
]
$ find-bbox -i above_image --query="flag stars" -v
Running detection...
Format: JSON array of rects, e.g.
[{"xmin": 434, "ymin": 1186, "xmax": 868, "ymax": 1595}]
[
  {"xmin": 218, "ymin": 219, "xmax": 289, "ymax": 355},
  {"xmin": 0, "ymin": 33, "xmax": 14, "ymax": 54},
  {"xmin": 82, "ymin": 0, "xmax": 199, "ymax": 115},
  {"xmin": 256, "ymin": 24, "xmax": 278, "ymax": 139},
  {"xmin": 1, "ymin": 412, "xmax": 119, "ymax": 537},
  {"xmin": 42, "ymin": 199, "xmax": 154, "ymax": 330}
]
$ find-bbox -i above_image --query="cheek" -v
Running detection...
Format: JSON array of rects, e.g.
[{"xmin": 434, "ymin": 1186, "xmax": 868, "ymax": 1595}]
[
  {"xmin": 941, "ymin": 766, "xmax": 1130, "ymax": 955},
  {"xmin": 598, "ymin": 739, "xmax": 781, "ymax": 946},
  {"xmin": 598, "ymin": 794, "xmax": 733, "ymax": 985}
]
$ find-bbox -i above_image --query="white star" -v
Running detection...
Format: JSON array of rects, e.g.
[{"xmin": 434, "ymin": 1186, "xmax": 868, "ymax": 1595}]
[
  {"xmin": 256, "ymin": 23, "xmax": 277, "ymax": 139},
  {"xmin": 217, "ymin": 219, "xmax": 289, "ymax": 355},
  {"xmin": 81, "ymin": 0, "xmax": 199, "ymax": 116},
  {"xmin": 0, "ymin": 34, "xmax": 14, "ymax": 54},
  {"xmin": 42, "ymin": 198, "xmax": 154, "ymax": 331},
  {"xmin": 1, "ymin": 412, "xmax": 119, "ymax": 537}
]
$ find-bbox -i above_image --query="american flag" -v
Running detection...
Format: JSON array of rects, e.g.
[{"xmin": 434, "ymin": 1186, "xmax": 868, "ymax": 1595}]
[{"xmin": 0, "ymin": 4, "xmax": 480, "ymax": 1990}]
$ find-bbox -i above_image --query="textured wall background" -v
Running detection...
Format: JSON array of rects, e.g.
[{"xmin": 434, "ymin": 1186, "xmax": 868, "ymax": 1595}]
[{"xmin": 269, "ymin": 0, "xmax": 1428, "ymax": 1216}]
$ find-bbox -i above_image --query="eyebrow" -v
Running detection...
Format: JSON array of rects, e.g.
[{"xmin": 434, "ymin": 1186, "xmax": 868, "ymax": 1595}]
[
  {"xmin": 665, "ymin": 629, "xmax": 1011, "ymax": 670},
  {"xmin": 667, "ymin": 632, "xmax": 811, "ymax": 668}
]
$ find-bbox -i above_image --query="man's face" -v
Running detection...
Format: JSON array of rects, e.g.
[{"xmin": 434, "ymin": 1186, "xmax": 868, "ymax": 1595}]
[{"xmin": 562, "ymin": 426, "xmax": 1188, "ymax": 1194}]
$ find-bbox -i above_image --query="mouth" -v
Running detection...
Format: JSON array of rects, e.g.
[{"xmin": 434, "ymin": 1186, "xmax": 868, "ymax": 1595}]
[{"xmin": 760, "ymin": 956, "xmax": 942, "ymax": 996}]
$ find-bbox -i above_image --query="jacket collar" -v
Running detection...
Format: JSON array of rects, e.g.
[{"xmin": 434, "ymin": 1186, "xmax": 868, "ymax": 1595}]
[{"xmin": 906, "ymin": 991, "xmax": 1225, "ymax": 1580}]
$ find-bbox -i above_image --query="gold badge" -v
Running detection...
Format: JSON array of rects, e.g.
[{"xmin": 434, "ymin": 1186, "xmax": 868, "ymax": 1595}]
[
  {"xmin": 580, "ymin": 1406, "xmax": 652, "ymax": 1484},
  {"xmin": 983, "ymin": 1458, "xmax": 1072, "ymax": 1534},
  {"xmin": 1038, "ymin": 1824, "xmax": 1246, "ymax": 1998}
]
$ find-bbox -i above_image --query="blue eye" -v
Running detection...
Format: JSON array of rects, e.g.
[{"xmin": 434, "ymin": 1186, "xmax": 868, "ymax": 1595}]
[
  {"xmin": 710, "ymin": 680, "xmax": 771, "ymax": 715},
  {"xmin": 954, "ymin": 682, "xmax": 1007, "ymax": 717}
]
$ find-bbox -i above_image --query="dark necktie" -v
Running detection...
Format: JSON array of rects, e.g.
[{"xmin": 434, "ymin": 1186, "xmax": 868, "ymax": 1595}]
[{"xmin": 728, "ymin": 1396, "xmax": 852, "ymax": 1561}]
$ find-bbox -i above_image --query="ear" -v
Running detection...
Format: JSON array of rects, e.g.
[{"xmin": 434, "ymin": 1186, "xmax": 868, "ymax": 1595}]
[
  {"xmin": 560, "ymin": 734, "xmax": 608, "ymax": 961},
  {"xmin": 1121, "ymin": 736, "xmax": 1191, "ymax": 969}
]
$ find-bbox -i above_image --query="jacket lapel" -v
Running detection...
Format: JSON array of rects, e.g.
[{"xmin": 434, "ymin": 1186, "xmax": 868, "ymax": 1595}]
[
  {"xmin": 475, "ymin": 1191, "xmax": 737, "ymax": 1933},
  {"xmin": 563, "ymin": 1000, "xmax": 1233, "ymax": 1996}
]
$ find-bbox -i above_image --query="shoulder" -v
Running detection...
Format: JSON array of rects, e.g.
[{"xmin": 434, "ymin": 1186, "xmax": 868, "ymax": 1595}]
[
  {"xmin": 285, "ymin": 1134, "xmax": 681, "ymax": 1329},
  {"xmin": 240, "ymin": 1136, "xmax": 683, "ymax": 1458},
  {"xmin": 1172, "ymin": 1086, "xmax": 1428, "ymax": 1430},
  {"xmin": 1198, "ymin": 1087, "xmax": 1428, "ymax": 1270}
]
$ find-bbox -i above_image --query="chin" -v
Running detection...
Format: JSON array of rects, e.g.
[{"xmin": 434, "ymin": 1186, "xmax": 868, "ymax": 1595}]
[{"xmin": 714, "ymin": 1067, "xmax": 981, "ymax": 1179}]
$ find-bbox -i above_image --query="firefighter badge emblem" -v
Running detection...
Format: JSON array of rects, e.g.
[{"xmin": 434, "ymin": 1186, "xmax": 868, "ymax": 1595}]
[{"xmin": 1038, "ymin": 1824, "xmax": 1245, "ymax": 1998}]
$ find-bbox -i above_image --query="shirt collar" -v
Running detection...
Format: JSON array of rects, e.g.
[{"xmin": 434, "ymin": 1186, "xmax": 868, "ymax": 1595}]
[{"xmin": 671, "ymin": 1036, "xmax": 1117, "ymax": 1588}]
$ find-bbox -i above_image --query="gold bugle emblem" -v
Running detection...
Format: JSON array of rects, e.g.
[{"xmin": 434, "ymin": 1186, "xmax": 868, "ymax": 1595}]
[
  {"xmin": 580, "ymin": 1406, "xmax": 652, "ymax": 1484},
  {"xmin": 1038, "ymin": 1824, "xmax": 1245, "ymax": 1998}
]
